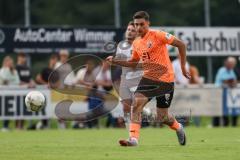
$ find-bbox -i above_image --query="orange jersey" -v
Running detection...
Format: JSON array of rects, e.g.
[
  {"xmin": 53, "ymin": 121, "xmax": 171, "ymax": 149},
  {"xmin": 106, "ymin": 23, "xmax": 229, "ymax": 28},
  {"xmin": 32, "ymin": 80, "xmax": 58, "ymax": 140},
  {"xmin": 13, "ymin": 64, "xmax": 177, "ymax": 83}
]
[{"xmin": 131, "ymin": 30, "xmax": 175, "ymax": 82}]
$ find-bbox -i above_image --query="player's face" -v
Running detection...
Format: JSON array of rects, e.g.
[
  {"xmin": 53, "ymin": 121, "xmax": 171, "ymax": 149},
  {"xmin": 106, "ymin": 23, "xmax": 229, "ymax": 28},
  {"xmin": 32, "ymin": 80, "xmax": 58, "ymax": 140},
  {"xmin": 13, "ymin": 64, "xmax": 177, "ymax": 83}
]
[
  {"xmin": 125, "ymin": 25, "xmax": 137, "ymax": 40},
  {"xmin": 134, "ymin": 18, "xmax": 149, "ymax": 37}
]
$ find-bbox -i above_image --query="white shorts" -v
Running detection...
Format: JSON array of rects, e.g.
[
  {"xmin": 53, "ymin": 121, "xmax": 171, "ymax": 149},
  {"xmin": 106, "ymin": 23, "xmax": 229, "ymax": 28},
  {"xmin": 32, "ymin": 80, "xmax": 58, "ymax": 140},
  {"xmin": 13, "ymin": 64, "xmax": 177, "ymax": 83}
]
[{"xmin": 119, "ymin": 77, "xmax": 140, "ymax": 101}]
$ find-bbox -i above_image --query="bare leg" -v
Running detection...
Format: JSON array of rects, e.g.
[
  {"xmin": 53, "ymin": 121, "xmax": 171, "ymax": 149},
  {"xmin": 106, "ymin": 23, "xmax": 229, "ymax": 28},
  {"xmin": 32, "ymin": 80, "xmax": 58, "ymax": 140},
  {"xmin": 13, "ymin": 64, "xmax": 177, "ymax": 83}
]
[
  {"xmin": 119, "ymin": 93, "xmax": 148, "ymax": 146},
  {"xmin": 156, "ymin": 108, "xmax": 175, "ymax": 126},
  {"xmin": 157, "ymin": 107, "xmax": 186, "ymax": 145}
]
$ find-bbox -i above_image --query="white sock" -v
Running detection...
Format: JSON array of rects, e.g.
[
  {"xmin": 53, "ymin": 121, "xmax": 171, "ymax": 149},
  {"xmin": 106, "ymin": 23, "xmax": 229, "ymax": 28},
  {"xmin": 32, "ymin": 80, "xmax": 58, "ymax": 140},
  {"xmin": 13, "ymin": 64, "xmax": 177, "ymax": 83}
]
[
  {"xmin": 129, "ymin": 137, "xmax": 138, "ymax": 145},
  {"xmin": 124, "ymin": 113, "xmax": 130, "ymax": 132}
]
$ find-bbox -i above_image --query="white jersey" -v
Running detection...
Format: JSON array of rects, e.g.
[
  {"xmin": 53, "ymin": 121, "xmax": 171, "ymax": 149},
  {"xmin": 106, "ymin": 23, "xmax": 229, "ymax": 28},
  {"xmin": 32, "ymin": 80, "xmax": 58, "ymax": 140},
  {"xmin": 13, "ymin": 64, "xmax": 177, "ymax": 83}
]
[
  {"xmin": 115, "ymin": 40, "xmax": 143, "ymax": 79},
  {"xmin": 115, "ymin": 41, "xmax": 143, "ymax": 100}
]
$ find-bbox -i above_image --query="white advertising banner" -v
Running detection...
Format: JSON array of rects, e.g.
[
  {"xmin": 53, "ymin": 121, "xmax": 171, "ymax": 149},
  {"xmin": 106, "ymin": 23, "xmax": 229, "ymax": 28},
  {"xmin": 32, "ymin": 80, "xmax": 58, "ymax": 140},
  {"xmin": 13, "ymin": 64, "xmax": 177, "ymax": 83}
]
[
  {"xmin": 0, "ymin": 88, "xmax": 52, "ymax": 120},
  {"xmin": 224, "ymin": 88, "xmax": 240, "ymax": 115},
  {"xmin": 169, "ymin": 87, "xmax": 223, "ymax": 116},
  {"xmin": 144, "ymin": 87, "xmax": 223, "ymax": 116},
  {"xmin": 153, "ymin": 27, "xmax": 240, "ymax": 56},
  {"xmin": 0, "ymin": 86, "xmax": 230, "ymax": 119},
  {"xmin": 226, "ymin": 88, "xmax": 240, "ymax": 108}
]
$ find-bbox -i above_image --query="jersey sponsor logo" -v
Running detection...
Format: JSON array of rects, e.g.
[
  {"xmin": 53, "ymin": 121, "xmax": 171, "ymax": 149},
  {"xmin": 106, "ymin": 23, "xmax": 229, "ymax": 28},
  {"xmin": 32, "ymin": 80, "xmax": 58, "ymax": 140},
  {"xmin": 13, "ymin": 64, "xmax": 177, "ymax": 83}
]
[
  {"xmin": 165, "ymin": 93, "xmax": 170, "ymax": 104},
  {"xmin": 165, "ymin": 33, "xmax": 172, "ymax": 40}
]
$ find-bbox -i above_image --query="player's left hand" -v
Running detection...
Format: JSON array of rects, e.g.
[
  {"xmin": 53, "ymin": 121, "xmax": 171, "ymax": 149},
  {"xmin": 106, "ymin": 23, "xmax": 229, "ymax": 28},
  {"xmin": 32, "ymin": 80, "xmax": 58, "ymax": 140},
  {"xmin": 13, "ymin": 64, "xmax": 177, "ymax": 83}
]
[{"xmin": 106, "ymin": 56, "xmax": 113, "ymax": 64}]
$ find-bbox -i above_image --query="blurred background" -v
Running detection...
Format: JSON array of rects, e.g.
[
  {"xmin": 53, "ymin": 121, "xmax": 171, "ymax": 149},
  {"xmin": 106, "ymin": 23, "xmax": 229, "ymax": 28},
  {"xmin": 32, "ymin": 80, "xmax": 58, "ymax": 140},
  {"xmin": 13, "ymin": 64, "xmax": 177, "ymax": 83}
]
[{"xmin": 0, "ymin": 0, "xmax": 240, "ymax": 131}]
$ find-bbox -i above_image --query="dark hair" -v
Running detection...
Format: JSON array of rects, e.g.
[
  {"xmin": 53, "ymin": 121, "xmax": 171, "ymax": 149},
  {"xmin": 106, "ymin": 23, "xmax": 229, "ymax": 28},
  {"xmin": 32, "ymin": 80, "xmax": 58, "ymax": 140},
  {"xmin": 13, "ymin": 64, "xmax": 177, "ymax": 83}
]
[
  {"xmin": 17, "ymin": 52, "xmax": 27, "ymax": 57},
  {"xmin": 50, "ymin": 54, "xmax": 59, "ymax": 59},
  {"xmin": 128, "ymin": 21, "xmax": 134, "ymax": 26},
  {"xmin": 133, "ymin": 11, "xmax": 149, "ymax": 21}
]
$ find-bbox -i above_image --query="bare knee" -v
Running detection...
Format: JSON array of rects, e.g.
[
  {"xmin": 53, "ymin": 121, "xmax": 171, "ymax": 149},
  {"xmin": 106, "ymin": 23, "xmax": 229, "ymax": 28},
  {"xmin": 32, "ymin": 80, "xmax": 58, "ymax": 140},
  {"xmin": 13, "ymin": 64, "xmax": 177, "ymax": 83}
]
[
  {"xmin": 158, "ymin": 113, "xmax": 169, "ymax": 122},
  {"xmin": 157, "ymin": 108, "xmax": 174, "ymax": 125}
]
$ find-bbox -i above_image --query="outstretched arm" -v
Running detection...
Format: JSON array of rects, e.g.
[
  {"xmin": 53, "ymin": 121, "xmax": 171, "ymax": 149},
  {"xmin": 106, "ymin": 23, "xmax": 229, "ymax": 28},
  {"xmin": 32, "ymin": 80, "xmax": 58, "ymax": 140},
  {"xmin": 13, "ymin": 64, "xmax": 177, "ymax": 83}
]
[
  {"xmin": 171, "ymin": 38, "xmax": 191, "ymax": 79},
  {"xmin": 106, "ymin": 56, "xmax": 139, "ymax": 68}
]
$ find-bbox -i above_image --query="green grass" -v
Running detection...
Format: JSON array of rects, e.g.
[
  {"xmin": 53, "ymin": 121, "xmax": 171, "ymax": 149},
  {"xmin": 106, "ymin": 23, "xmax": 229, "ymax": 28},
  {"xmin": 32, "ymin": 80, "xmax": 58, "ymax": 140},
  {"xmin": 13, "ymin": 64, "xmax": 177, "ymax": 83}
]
[{"xmin": 0, "ymin": 127, "xmax": 240, "ymax": 160}]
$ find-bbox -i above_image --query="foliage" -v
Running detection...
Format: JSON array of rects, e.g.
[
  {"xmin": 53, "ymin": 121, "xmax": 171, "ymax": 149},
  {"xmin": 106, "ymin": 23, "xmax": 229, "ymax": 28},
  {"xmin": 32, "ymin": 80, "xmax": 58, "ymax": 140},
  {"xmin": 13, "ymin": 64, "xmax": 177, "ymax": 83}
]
[{"xmin": 0, "ymin": 0, "xmax": 240, "ymax": 26}]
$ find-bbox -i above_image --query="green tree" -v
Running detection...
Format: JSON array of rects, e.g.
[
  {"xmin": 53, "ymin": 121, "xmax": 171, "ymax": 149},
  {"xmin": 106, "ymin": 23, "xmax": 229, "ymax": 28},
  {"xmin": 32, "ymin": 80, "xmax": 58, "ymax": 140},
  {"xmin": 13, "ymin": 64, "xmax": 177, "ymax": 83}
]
[
  {"xmin": 0, "ymin": 0, "xmax": 240, "ymax": 26},
  {"xmin": 0, "ymin": 0, "xmax": 24, "ymax": 24}
]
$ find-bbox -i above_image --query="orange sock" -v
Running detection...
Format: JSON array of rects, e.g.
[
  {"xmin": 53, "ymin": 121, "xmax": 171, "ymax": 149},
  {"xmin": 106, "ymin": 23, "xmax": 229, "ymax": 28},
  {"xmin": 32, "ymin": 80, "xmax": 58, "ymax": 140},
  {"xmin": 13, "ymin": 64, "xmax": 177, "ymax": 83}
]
[
  {"xmin": 170, "ymin": 119, "xmax": 181, "ymax": 131},
  {"xmin": 129, "ymin": 123, "xmax": 141, "ymax": 139}
]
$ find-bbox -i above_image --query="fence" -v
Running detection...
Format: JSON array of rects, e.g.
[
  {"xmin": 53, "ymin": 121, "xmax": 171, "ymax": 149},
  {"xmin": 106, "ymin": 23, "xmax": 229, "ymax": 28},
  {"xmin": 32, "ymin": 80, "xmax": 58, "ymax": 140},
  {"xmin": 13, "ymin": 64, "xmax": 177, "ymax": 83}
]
[{"xmin": 1, "ymin": 85, "xmax": 240, "ymax": 120}]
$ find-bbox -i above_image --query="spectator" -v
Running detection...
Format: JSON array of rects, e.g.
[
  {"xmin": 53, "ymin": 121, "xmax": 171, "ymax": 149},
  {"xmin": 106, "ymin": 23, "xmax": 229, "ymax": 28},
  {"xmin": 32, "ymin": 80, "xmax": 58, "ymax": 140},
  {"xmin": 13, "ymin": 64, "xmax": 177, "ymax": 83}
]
[
  {"xmin": 54, "ymin": 49, "xmax": 75, "ymax": 129},
  {"xmin": 215, "ymin": 57, "xmax": 237, "ymax": 88},
  {"xmin": 172, "ymin": 55, "xmax": 190, "ymax": 85},
  {"xmin": 36, "ymin": 54, "xmax": 60, "ymax": 87},
  {"xmin": 213, "ymin": 57, "xmax": 237, "ymax": 127},
  {"xmin": 95, "ymin": 60, "xmax": 114, "ymax": 127},
  {"xmin": 189, "ymin": 64, "xmax": 202, "ymax": 127},
  {"xmin": 234, "ymin": 57, "xmax": 240, "ymax": 81},
  {"xmin": 15, "ymin": 53, "xmax": 36, "ymax": 130},
  {"xmin": 74, "ymin": 59, "xmax": 99, "ymax": 128},
  {"xmin": 85, "ymin": 85, "xmax": 105, "ymax": 129},
  {"xmin": 75, "ymin": 59, "xmax": 98, "ymax": 87},
  {"xmin": 172, "ymin": 55, "xmax": 190, "ymax": 126},
  {"xmin": 54, "ymin": 49, "xmax": 75, "ymax": 89},
  {"xmin": 0, "ymin": 56, "xmax": 20, "ymax": 131},
  {"xmin": 16, "ymin": 53, "xmax": 35, "ymax": 87},
  {"xmin": 34, "ymin": 54, "xmax": 60, "ymax": 129},
  {"xmin": 95, "ymin": 60, "xmax": 112, "ymax": 91},
  {"xmin": 0, "ymin": 56, "xmax": 20, "ymax": 85},
  {"xmin": 189, "ymin": 65, "xmax": 202, "ymax": 84}
]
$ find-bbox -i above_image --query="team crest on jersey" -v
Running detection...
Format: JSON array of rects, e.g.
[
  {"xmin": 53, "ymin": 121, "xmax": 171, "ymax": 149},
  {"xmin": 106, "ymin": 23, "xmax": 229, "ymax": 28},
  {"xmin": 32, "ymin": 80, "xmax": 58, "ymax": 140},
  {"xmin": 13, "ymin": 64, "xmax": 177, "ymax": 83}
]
[
  {"xmin": 165, "ymin": 33, "xmax": 172, "ymax": 40},
  {"xmin": 147, "ymin": 41, "xmax": 152, "ymax": 48}
]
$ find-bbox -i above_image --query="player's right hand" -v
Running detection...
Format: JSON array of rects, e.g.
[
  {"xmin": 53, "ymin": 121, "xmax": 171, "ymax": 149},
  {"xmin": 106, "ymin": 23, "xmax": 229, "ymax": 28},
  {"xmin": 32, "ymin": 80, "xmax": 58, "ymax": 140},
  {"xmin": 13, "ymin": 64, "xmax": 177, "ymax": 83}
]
[{"xmin": 181, "ymin": 67, "xmax": 191, "ymax": 79}]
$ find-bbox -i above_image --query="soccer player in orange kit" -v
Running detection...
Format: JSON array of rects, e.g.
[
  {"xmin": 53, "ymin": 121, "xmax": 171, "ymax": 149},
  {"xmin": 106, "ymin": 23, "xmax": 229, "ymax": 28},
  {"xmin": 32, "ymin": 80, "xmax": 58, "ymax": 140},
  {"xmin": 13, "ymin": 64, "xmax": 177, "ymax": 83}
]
[{"xmin": 106, "ymin": 11, "xmax": 190, "ymax": 146}]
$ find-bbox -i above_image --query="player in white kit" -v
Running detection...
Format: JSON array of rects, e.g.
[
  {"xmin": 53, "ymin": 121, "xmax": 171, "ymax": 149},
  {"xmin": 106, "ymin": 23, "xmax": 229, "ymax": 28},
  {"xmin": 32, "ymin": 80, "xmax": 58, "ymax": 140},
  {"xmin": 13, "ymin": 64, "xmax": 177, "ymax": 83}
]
[{"xmin": 109, "ymin": 21, "xmax": 143, "ymax": 130}]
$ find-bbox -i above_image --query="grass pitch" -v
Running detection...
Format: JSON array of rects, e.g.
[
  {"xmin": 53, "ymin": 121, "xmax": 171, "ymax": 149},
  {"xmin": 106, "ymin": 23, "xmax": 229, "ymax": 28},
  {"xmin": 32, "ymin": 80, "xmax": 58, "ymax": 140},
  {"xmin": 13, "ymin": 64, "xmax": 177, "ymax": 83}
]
[{"xmin": 0, "ymin": 127, "xmax": 239, "ymax": 160}]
